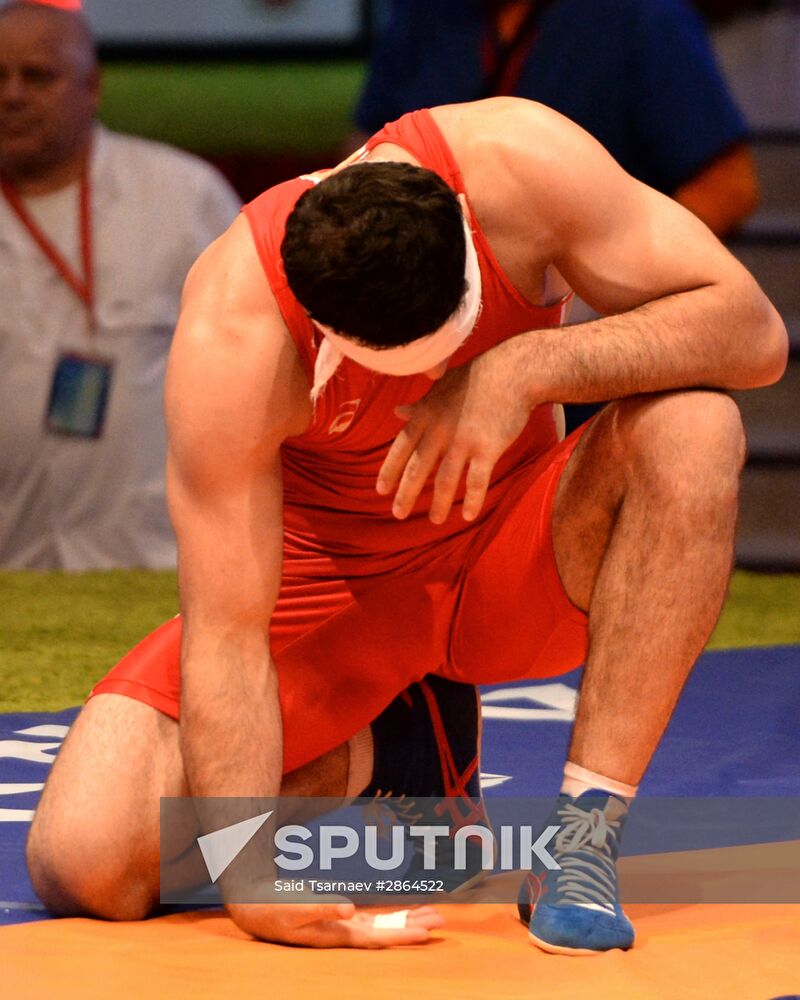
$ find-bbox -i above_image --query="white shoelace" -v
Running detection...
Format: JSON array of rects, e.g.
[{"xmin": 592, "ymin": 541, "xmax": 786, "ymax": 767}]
[{"xmin": 552, "ymin": 802, "xmax": 624, "ymax": 913}]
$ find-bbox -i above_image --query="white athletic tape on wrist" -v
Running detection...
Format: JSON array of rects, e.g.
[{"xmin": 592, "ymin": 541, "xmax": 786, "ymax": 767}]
[
  {"xmin": 373, "ymin": 909, "xmax": 410, "ymax": 929},
  {"xmin": 310, "ymin": 215, "xmax": 482, "ymax": 401}
]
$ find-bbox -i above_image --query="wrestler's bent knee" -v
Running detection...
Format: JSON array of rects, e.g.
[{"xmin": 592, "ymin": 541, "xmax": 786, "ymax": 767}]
[
  {"xmin": 27, "ymin": 813, "xmax": 156, "ymax": 921},
  {"xmin": 611, "ymin": 390, "xmax": 746, "ymax": 490}
]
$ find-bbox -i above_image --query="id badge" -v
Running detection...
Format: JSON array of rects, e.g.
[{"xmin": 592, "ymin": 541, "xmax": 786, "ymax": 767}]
[{"xmin": 45, "ymin": 352, "xmax": 113, "ymax": 438}]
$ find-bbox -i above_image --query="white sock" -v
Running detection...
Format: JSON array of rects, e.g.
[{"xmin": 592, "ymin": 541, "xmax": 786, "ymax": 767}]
[{"xmin": 561, "ymin": 761, "xmax": 638, "ymax": 801}]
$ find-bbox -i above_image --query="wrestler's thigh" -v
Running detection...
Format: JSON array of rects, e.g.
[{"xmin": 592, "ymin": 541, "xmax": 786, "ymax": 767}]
[{"xmin": 27, "ymin": 693, "xmax": 186, "ymax": 918}]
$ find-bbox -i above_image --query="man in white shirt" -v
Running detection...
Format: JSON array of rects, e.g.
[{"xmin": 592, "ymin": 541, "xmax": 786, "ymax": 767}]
[{"xmin": 0, "ymin": 0, "xmax": 241, "ymax": 569}]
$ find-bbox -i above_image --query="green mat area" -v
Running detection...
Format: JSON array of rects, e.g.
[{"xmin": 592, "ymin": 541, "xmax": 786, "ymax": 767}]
[
  {"xmin": 1, "ymin": 571, "xmax": 178, "ymax": 713},
  {"xmin": 98, "ymin": 61, "xmax": 365, "ymax": 154},
  {"xmin": 1, "ymin": 569, "xmax": 798, "ymax": 713}
]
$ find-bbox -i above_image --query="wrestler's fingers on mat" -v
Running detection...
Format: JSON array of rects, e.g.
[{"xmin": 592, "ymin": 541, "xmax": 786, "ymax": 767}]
[
  {"xmin": 391, "ymin": 905, "xmax": 445, "ymax": 930},
  {"xmin": 288, "ymin": 907, "xmax": 444, "ymax": 949}
]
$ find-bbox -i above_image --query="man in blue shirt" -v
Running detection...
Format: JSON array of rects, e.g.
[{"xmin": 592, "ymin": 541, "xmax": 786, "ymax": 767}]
[{"xmin": 355, "ymin": 0, "xmax": 757, "ymax": 236}]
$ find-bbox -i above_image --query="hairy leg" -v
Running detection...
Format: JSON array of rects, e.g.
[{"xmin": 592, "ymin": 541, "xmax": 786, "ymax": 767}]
[
  {"xmin": 27, "ymin": 675, "xmax": 465, "ymax": 921},
  {"xmin": 27, "ymin": 695, "xmax": 181, "ymax": 919},
  {"xmin": 552, "ymin": 389, "xmax": 745, "ymax": 784},
  {"xmin": 26, "ymin": 693, "xmax": 352, "ymax": 920}
]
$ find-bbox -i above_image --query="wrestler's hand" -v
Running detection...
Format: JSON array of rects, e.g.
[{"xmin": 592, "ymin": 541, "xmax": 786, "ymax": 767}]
[
  {"xmin": 377, "ymin": 347, "xmax": 536, "ymax": 523},
  {"xmin": 228, "ymin": 901, "xmax": 444, "ymax": 948}
]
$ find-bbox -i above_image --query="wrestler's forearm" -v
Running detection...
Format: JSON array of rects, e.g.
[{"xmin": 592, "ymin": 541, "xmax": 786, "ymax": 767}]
[
  {"xmin": 507, "ymin": 281, "xmax": 786, "ymax": 405},
  {"xmin": 179, "ymin": 630, "xmax": 283, "ymax": 800},
  {"xmin": 179, "ymin": 629, "xmax": 283, "ymax": 906}
]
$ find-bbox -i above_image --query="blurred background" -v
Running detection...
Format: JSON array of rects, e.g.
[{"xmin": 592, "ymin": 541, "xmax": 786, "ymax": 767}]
[
  {"xmin": 1, "ymin": 0, "xmax": 798, "ymax": 708},
  {"xmin": 6, "ymin": 0, "xmax": 799, "ymax": 568},
  {"xmin": 96, "ymin": 0, "xmax": 800, "ymax": 573}
]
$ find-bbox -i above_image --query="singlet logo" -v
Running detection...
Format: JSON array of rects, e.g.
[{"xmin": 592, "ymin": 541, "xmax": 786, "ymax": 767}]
[{"xmin": 328, "ymin": 398, "xmax": 361, "ymax": 435}]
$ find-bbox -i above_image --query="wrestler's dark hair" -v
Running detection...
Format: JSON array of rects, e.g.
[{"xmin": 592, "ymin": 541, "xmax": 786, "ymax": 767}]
[{"xmin": 281, "ymin": 162, "xmax": 467, "ymax": 348}]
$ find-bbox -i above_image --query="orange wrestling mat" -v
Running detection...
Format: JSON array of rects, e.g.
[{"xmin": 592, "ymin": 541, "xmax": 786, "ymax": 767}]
[{"xmin": 2, "ymin": 904, "xmax": 798, "ymax": 999}]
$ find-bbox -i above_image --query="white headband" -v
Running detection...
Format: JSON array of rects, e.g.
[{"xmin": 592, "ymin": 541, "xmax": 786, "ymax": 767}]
[{"xmin": 310, "ymin": 215, "xmax": 482, "ymax": 402}]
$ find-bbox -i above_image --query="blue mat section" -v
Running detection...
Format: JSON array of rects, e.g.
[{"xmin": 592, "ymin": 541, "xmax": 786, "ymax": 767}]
[
  {"xmin": 0, "ymin": 708, "xmax": 78, "ymax": 925},
  {"xmin": 480, "ymin": 644, "xmax": 800, "ymax": 797},
  {"xmin": 1, "ymin": 645, "xmax": 798, "ymax": 926}
]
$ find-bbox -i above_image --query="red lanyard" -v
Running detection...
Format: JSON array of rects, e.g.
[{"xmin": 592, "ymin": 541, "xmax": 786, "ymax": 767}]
[
  {"xmin": 480, "ymin": 2, "xmax": 549, "ymax": 98},
  {"xmin": 1, "ymin": 159, "xmax": 95, "ymax": 330}
]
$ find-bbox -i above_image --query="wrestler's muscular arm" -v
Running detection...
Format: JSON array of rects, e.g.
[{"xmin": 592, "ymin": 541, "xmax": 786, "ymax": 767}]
[
  {"xmin": 166, "ymin": 217, "xmax": 308, "ymax": 933},
  {"xmin": 167, "ymin": 218, "xmax": 435, "ymax": 948},
  {"xmin": 380, "ymin": 98, "xmax": 788, "ymax": 523}
]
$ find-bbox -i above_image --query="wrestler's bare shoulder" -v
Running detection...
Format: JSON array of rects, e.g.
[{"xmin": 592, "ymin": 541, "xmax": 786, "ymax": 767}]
[
  {"xmin": 171, "ymin": 215, "xmax": 311, "ymax": 433},
  {"xmin": 430, "ymin": 99, "xmax": 591, "ymax": 300},
  {"xmin": 181, "ymin": 216, "xmax": 283, "ymax": 336},
  {"xmin": 431, "ymin": 98, "xmax": 600, "ymax": 177},
  {"xmin": 431, "ymin": 97, "xmax": 617, "ymax": 234}
]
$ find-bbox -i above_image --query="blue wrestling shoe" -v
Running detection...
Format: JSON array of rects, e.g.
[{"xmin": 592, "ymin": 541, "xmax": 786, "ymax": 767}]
[
  {"xmin": 518, "ymin": 790, "xmax": 634, "ymax": 954},
  {"xmin": 366, "ymin": 675, "xmax": 491, "ymax": 891}
]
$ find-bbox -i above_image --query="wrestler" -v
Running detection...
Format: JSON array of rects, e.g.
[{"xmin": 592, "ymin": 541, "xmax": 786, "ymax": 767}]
[{"xmin": 27, "ymin": 98, "xmax": 787, "ymax": 953}]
